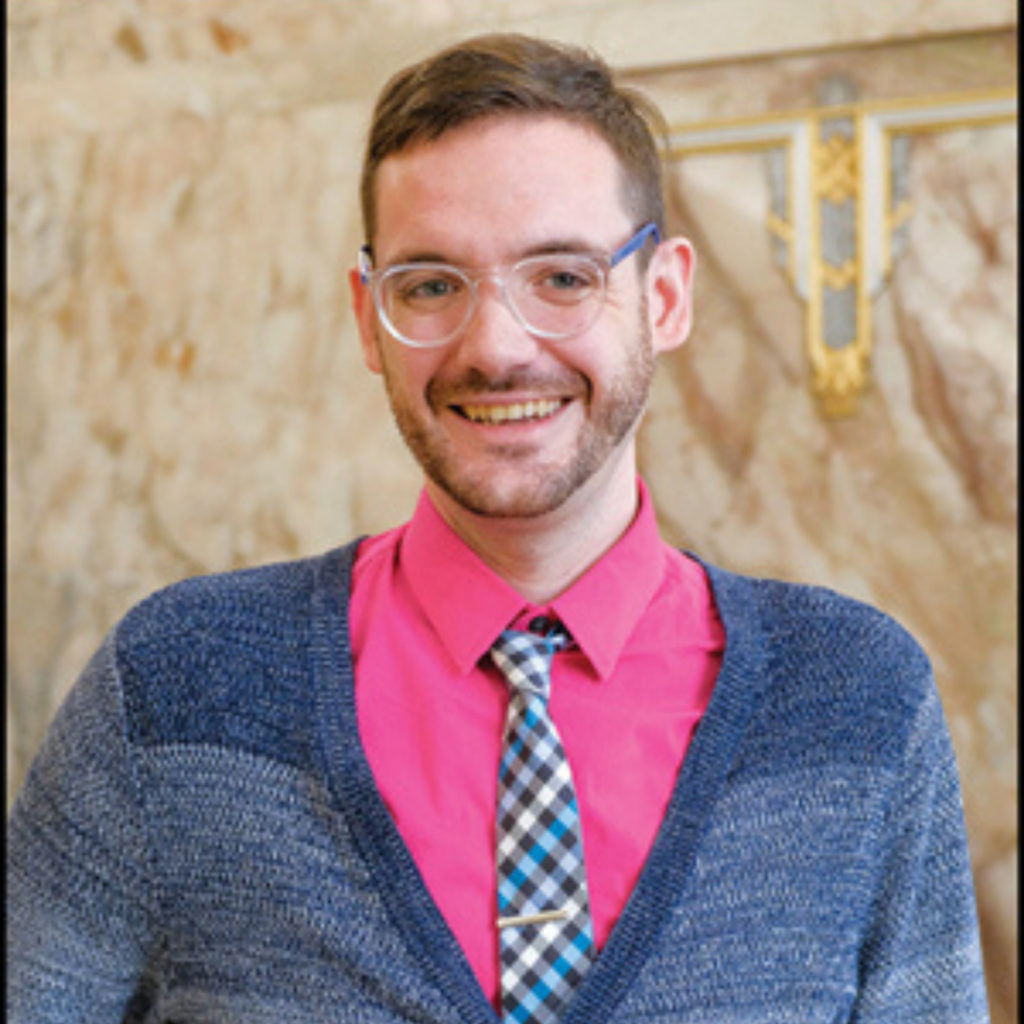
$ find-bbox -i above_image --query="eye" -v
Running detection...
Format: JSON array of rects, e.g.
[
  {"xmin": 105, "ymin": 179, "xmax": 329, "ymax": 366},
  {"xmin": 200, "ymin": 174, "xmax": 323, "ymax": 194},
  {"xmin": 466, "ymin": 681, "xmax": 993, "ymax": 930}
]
[
  {"xmin": 388, "ymin": 267, "xmax": 465, "ymax": 308},
  {"xmin": 523, "ymin": 257, "xmax": 602, "ymax": 303},
  {"xmin": 545, "ymin": 269, "xmax": 590, "ymax": 290}
]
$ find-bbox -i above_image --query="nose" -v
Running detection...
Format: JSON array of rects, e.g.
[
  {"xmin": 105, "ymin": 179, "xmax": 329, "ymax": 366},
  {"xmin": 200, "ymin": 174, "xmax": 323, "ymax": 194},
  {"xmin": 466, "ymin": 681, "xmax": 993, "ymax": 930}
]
[{"xmin": 451, "ymin": 275, "xmax": 542, "ymax": 374}]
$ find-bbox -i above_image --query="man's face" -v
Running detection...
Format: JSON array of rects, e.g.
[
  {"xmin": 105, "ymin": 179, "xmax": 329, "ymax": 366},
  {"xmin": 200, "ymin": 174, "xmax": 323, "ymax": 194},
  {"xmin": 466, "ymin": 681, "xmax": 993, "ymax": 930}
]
[{"xmin": 354, "ymin": 115, "xmax": 681, "ymax": 522}]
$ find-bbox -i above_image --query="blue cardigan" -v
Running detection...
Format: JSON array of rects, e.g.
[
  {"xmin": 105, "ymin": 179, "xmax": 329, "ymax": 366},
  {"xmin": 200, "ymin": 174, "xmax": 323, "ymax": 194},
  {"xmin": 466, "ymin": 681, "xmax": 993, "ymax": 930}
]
[{"xmin": 7, "ymin": 543, "xmax": 989, "ymax": 1022}]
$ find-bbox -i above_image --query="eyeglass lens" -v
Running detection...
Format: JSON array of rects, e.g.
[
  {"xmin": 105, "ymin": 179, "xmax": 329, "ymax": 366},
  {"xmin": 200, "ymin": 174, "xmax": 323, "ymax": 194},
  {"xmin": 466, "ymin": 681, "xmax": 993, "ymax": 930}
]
[{"xmin": 378, "ymin": 254, "xmax": 606, "ymax": 346}]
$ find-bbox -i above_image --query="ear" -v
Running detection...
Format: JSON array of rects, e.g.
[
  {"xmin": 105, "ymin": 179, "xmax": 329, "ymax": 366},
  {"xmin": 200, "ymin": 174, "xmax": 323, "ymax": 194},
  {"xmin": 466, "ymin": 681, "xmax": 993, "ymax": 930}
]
[
  {"xmin": 348, "ymin": 266, "xmax": 383, "ymax": 375},
  {"xmin": 645, "ymin": 236, "xmax": 696, "ymax": 356}
]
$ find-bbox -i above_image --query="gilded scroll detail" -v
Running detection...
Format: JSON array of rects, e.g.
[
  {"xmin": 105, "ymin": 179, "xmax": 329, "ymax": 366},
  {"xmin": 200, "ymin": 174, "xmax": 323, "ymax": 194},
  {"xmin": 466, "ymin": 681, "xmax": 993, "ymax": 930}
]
[{"xmin": 666, "ymin": 87, "xmax": 1017, "ymax": 417}]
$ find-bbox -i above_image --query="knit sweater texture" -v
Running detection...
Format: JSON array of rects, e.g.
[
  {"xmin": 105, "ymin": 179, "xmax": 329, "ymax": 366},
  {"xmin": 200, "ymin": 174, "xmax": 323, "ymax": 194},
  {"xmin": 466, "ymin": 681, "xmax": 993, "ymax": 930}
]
[{"xmin": 7, "ymin": 543, "xmax": 989, "ymax": 1023}]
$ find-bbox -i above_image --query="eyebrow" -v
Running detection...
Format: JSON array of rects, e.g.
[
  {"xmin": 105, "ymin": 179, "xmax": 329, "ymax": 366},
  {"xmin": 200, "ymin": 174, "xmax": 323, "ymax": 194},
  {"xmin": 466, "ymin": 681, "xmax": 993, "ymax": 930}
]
[
  {"xmin": 381, "ymin": 236, "xmax": 604, "ymax": 268},
  {"xmin": 523, "ymin": 237, "xmax": 602, "ymax": 258}
]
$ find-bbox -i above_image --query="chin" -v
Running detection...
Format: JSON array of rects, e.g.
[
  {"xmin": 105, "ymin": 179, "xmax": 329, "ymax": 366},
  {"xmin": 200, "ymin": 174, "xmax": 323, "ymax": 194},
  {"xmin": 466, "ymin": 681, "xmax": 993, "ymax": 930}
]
[
  {"xmin": 429, "ymin": 471, "xmax": 579, "ymax": 520},
  {"xmin": 424, "ymin": 442, "xmax": 625, "ymax": 521}
]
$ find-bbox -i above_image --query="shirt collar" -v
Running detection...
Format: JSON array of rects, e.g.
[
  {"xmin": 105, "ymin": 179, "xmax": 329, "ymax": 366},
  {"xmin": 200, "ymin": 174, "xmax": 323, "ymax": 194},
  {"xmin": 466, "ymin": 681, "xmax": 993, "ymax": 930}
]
[{"xmin": 402, "ymin": 480, "xmax": 668, "ymax": 680}]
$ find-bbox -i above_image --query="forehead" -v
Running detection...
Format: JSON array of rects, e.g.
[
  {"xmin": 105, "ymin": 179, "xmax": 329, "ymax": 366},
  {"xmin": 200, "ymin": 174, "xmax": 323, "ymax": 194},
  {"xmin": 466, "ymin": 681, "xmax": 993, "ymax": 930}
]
[{"xmin": 372, "ymin": 115, "xmax": 632, "ymax": 260}]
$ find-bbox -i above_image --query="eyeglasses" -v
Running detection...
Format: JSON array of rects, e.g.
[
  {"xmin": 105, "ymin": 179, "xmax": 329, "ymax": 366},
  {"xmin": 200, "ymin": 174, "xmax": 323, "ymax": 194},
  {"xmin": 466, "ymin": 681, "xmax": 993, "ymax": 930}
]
[{"xmin": 358, "ymin": 222, "xmax": 660, "ymax": 349}]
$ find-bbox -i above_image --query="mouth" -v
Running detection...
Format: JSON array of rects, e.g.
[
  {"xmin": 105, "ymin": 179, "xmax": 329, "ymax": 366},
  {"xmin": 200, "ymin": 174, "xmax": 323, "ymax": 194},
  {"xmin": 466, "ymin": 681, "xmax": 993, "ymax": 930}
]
[{"xmin": 454, "ymin": 398, "xmax": 567, "ymax": 425}]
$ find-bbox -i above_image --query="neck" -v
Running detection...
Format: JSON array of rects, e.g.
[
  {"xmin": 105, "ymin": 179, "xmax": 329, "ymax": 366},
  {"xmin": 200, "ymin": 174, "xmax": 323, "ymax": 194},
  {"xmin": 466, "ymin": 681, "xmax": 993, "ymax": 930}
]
[{"xmin": 424, "ymin": 457, "xmax": 640, "ymax": 605}]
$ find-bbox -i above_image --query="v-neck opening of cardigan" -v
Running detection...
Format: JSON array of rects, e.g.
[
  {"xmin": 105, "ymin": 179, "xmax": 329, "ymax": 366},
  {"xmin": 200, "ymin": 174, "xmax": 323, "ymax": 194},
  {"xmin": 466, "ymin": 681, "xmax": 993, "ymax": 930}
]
[{"xmin": 309, "ymin": 542, "xmax": 771, "ymax": 1024}]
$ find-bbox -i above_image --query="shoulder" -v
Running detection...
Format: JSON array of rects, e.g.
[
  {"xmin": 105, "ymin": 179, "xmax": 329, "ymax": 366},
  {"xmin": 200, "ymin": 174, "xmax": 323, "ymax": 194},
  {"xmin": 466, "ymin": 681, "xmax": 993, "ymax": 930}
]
[
  {"xmin": 117, "ymin": 543, "xmax": 358, "ymax": 650},
  {"xmin": 700, "ymin": 557, "xmax": 930, "ymax": 674},
  {"xmin": 693, "ymin": 556, "xmax": 937, "ymax": 761},
  {"xmin": 110, "ymin": 542, "xmax": 361, "ymax": 761}
]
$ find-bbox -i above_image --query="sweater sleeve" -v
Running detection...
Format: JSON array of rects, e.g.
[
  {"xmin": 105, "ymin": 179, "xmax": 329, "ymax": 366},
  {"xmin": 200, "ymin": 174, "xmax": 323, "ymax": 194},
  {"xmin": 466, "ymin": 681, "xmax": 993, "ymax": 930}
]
[
  {"xmin": 7, "ymin": 632, "xmax": 157, "ymax": 1023},
  {"xmin": 851, "ymin": 679, "xmax": 990, "ymax": 1022}
]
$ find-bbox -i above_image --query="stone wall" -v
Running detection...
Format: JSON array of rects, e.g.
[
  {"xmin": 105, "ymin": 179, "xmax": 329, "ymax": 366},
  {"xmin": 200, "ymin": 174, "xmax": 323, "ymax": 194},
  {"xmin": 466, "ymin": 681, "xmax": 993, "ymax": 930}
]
[
  {"xmin": 7, "ymin": 1, "xmax": 1017, "ymax": 1019},
  {"xmin": 635, "ymin": 32, "xmax": 1017, "ymax": 1022}
]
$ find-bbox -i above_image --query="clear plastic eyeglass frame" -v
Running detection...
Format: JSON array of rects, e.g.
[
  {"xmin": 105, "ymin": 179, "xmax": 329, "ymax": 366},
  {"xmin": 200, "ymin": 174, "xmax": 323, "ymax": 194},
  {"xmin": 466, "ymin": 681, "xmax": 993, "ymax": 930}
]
[{"xmin": 358, "ymin": 221, "xmax": 660, "ymax": 349}]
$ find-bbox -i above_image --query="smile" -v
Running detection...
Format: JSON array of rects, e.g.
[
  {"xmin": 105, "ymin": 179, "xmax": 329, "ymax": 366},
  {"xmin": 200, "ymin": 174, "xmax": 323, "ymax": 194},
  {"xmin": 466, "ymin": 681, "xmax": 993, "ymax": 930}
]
[{"xmin": 457, "ymin": 399, "xmax": 566, "ymax": 425}]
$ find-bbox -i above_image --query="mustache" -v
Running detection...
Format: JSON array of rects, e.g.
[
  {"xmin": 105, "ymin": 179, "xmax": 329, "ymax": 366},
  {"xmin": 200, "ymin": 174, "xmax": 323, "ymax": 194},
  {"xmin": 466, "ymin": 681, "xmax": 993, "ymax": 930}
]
[{"xmin": 428, "ymin": 367, "xmax": 586, "ymax": 406}]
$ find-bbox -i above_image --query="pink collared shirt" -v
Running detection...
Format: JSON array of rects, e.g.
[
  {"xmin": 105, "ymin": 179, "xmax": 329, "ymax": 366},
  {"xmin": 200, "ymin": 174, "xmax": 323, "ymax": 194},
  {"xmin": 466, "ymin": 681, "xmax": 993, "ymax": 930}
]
[{"xmin": 350, "ymin": 481, "xmax": 723, "ymax": 1007}]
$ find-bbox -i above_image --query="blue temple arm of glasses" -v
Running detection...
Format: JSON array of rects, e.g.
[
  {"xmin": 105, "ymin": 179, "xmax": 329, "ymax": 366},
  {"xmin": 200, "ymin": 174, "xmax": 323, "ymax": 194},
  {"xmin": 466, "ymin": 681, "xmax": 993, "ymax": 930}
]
[
  {"xmin": 358, "ymin": 245, "xmax": 374, "ymax": 284},
  {"xmin": 609, "ymin": 222, "xmax": 660, "ymax": 268}
]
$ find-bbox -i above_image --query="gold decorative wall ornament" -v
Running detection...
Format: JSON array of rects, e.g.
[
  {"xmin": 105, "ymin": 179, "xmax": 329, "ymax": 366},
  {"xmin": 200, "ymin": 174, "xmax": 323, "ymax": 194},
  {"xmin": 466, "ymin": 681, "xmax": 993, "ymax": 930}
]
[{"xmin": 665, "ymin": 87, "xmax": 1017, "ymax": 417}]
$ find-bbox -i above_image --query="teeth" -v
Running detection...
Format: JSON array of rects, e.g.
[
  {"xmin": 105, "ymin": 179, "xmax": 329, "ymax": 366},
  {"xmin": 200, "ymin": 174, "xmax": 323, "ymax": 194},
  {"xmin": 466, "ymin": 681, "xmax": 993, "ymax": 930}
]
[{"xmin": 461, "ymin": 399, "xmax": 563, "ymax": 424}]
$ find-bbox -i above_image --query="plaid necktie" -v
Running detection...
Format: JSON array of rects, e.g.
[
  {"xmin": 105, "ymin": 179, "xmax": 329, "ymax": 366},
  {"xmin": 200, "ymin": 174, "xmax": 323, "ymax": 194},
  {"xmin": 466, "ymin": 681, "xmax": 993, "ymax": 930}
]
[{"xmin": 491, "ymin": 618, "xmax": 595, "ymax": 1024}]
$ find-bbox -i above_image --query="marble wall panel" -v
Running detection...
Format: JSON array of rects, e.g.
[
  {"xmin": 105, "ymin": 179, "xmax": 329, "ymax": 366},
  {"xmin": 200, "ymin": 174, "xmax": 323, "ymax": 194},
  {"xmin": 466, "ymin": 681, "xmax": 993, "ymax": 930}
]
[
  {"xmin": 7, "ymin": 99, "xmax": 422, "ymax": 795},
  {"xmin": 632, "ymin": 38, "xmax": 1016, "ymax": 1020},
  {"xmin": 7, "ymin": 3, "xmax": 1017, "ymax": 1020}
]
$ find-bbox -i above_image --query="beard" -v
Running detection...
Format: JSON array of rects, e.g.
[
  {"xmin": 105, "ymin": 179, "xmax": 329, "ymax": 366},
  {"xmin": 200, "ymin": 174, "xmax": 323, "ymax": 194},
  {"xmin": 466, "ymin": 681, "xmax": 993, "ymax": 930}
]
[{"xmin": 377, "ymin": 314, "xmax": 655, "ymax": 520}]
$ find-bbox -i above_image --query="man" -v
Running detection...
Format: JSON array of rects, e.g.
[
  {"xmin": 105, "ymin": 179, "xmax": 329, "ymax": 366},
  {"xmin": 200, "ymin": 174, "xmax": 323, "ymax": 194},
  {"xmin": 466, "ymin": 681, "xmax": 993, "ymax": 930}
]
[{"xmin": 7, "ymin": 33, "xmax": 989, "ymax": 1024}]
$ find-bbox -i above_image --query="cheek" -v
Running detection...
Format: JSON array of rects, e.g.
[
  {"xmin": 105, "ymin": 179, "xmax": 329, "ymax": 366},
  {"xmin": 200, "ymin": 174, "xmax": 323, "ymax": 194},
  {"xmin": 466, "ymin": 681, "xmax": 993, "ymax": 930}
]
[
  {"xmin": 581, "ymin": 316, "xmax": 649, "ymax": 387},
  {"xmin": 379, "ymin": 343, "xmax": 443, "ymax": 405}
]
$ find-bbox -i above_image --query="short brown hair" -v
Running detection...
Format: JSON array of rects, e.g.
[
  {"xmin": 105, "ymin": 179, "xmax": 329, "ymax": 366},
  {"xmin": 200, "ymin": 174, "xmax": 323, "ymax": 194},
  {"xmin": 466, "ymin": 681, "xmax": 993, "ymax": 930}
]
[{"xmin": 359, "ymin": 33, "xmax": 667, "ymax": 251}]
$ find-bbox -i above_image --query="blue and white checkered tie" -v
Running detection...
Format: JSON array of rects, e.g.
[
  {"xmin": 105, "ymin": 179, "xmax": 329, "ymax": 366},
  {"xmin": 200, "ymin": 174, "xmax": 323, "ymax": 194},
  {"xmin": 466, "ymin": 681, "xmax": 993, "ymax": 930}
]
[{"xmin": 491, "ymin": 618, "xmax": 595, "ymax": 1024}]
